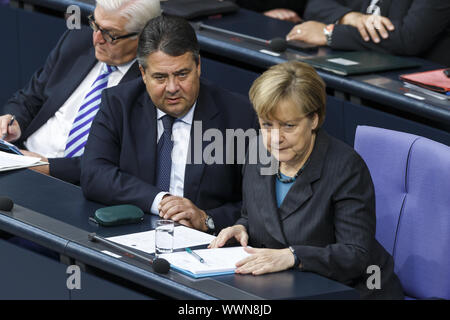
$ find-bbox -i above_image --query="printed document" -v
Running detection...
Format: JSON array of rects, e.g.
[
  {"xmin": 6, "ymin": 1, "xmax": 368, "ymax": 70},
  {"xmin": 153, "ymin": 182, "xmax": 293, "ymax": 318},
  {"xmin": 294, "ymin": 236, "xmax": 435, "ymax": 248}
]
[
  {"xmin": 0, "ymin": 151, "xmax": 48, "ymax": 172},
  {"xmin": 159, "ymin": 246, "xmax": 251, "ymax": 278},
  {"xmin": 107, "ymin": 225, "xmax": 216, "ymax": 254}
]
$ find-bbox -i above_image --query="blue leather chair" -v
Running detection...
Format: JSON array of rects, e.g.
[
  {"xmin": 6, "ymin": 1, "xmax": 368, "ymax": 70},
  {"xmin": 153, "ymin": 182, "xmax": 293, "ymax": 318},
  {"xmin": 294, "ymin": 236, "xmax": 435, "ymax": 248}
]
[{"xmin": 354, "ymin": 125, "xmax": 450, "ymax": 300}]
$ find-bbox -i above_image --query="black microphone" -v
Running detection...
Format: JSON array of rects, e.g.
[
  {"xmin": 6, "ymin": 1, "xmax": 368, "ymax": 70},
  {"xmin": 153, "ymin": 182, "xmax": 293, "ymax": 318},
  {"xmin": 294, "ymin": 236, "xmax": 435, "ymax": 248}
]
[
  {"xmin": 88, "ymin": 233, "xmax": 170, "ymax": 274},
  {"xmin": 0, "ymin": 196, "xmax": 14, "ymax": 211},
  {"xmin": 197, "ymin": 22, "xmax": 288, "ymax": 53}
]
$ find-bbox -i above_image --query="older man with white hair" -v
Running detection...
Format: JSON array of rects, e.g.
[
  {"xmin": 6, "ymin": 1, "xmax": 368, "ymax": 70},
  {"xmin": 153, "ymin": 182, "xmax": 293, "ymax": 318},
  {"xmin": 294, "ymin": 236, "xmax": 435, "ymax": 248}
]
[{"xmin": 0, "ymin": 0, "xmax": 161, "ymax": 184}]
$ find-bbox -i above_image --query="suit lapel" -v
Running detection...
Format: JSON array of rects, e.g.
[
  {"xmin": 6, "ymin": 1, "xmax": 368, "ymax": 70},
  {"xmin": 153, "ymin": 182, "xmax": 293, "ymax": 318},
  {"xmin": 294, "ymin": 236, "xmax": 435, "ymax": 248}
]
[
  {"xmin": 49, "ymin": 47, "xmax": 97, "ymax": 121},
  {"xmin": 183, "ymin": 83, "xmax": 220, "ymax": 201},
  {"xmin": 121, "ymin": 61, "xmax": 141, "ymax": 83},
  {"xmin": 278, "ymin": 129, "xmax": 329, "ymax": 221},
  {"xmin": 257, "ymin": 168, "xmax": 289, "ymax": 246},
  {"xmin": 23, "ymin": 47, "xmax": 97, "ymax": 141}
]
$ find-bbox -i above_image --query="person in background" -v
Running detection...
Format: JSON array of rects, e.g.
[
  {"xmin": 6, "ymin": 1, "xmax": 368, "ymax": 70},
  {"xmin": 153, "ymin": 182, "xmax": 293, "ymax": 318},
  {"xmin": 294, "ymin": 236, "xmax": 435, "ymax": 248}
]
[
  {"xmin": 209, "ymin": 61, "xmax": 404, "ymax": 299},
  {"xmin": 235, "ymin": 0, "xmax": 307, "ymax": 23},
  {"xmin": 81, "ymin": 16, "xmax": 257, "ymax": 234},
  {"xmin": 0, "ymin": 0, "xmax": 161, "ymax": 184},
  {"xmin": 286, "ymin": 0, "xmax": 450, "ymax": 66}
]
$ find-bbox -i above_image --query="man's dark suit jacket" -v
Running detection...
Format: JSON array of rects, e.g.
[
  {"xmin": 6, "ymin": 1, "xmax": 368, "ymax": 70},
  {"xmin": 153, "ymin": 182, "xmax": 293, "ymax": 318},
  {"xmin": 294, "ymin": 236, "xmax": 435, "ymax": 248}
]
[
  {"xmin": 236, "ymin": 129, "xmax": 404, "ymax": 299},
  {"xmin": 81, "ymin": 78, "xmax": 257, "ymax": 232},
  {"xmin": 304, "ymin": 0, "xmax": 450, "ymax": 66},
  {"xmin": 2, "ymin": 26, "xmax": 141, "ymax": 184}
]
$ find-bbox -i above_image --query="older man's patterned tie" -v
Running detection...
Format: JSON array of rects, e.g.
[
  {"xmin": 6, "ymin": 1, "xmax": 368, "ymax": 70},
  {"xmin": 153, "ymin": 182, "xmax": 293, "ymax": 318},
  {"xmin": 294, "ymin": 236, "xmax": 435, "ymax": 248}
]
[{"xmin": 64, "ymin": 63, "xmax": 117, "ymax": 158}]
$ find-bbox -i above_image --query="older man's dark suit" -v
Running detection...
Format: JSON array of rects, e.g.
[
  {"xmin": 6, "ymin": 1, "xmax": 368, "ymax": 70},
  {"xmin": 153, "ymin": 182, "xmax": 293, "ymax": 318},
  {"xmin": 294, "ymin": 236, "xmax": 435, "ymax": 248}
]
[
  {"xmin": 236, "ymin": 129, "xmax": 404, "ymax": 299},
  {"xmin": 2, "ymin": 26, "xmax": 141, "ymax": 184},
  {"xmin": 81, "ymin": 78, "xmax": 257, "ymax": 232},
  {"xmin": 304, "ymin": 0, "xmax": 450, "ymax": 66}
]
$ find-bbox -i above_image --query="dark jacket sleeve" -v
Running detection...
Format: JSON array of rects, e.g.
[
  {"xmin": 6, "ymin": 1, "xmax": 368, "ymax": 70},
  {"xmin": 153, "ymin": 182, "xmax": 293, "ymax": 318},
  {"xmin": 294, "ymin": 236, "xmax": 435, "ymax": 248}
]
[
  {"xmin": 206, "ymin": 105, "xmax": 259, "ymax": 232},
  {"xmin": 294, "ymin": 153, "xmax": 376, "ymax": 285},
  {"xmin": 304, "ymin": 0, "xmax": 353, "ymax": 23},
  {"xmin": 207, "ymin": 202, "xmax": 243, "ymax": 232},
  {"xmin": 49, "ymin": 157, "xmax": 81, "ymax": 185},
  {"xmin": 2, "ymin": 30, "xmax": 71, "ymax": 133},
  {"xmin": 80, "ymin": 90, "xmax": 161, "ymax": 212}
]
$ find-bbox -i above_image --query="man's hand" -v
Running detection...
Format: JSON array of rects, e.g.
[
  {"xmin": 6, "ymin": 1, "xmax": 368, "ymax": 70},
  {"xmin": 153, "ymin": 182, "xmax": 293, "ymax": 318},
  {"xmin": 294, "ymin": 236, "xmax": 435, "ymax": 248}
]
[
  {"xmin": 19, "ymin": 150, "xmax": 50, "ymax": 175},
  {"xmin": 264, "ymin": 8, "xmax": 302, "ymax": 23},
  {"xmin": 286, "ymin": 21, "xmax": 327, "ymax": 46},
  {"xmin": 0, "ymin": 114, "xmax": 21, "ymax": 142},
  {"xmin": 158, "ymin": 195, "xmax": 208, "ymax": 231},
  {"xmin": 235, "ymin": 247, "xmax": 295, "ymax": 275},
  {"xmin": 340, "ymin": 11, "xmax": 395, "ymax": 43}
]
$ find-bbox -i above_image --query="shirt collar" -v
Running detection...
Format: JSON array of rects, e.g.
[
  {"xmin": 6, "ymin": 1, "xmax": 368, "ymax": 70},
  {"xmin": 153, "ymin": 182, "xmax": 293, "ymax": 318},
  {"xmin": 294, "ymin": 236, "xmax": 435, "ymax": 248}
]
[
  {"xmin": 112, "ymin": 58, "xmax": 136, "ymax": 75},
  {"xmin": 156, "ymin": 101, "xmax": 197, "ymax": 125}
]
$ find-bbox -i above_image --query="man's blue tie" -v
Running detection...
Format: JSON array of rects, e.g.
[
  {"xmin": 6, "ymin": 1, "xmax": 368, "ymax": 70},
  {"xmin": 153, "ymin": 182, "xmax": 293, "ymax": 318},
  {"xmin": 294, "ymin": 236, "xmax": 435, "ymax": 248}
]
[
  {"xmin": 156, "ymin": 115, "xmax": 175, "ymax": 192},
  {"xmin": 64, "ymin": 64, "xmax": 117, "ymax": 158}
]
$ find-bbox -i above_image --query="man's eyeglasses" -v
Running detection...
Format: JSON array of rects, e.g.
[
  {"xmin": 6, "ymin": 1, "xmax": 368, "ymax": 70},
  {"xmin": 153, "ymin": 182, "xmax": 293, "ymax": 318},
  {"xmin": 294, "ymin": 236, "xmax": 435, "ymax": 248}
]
[{"xmin": 88, "ymin": 14, "xmax": 138, "ymax": 44}]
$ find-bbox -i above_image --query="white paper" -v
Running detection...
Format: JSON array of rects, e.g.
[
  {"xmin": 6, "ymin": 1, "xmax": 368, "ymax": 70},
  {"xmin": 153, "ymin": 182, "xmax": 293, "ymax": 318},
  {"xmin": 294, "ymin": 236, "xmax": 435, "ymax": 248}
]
[
  {"xmin": 160, "ymin": 246, "xmax": 251, "ymax": 275},
  {"xmin": 106, "ymin": 225, "xmax": 216, "ymax": 254},
  {"xmin": 0, "ymin": 151, "xmax": 48, "ymax": 172},
  {"xmin": 327, "ymin": 57, "xmax": 359, "ymax": 66}
]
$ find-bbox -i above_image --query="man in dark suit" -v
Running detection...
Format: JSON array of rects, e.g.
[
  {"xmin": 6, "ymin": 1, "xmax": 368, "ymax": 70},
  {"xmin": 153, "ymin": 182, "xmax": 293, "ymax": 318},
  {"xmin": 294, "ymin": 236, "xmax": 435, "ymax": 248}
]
[
  {"xmin": 81, "ymin": 16, "xmax": 257, "ymax": 233},
  {"xmin": 286, "ymin": 0, "xmax": 450, "ymax": 66},
  {"xmin": 0, "ymin": 0, "xmax": 161, "ymax": 184}
]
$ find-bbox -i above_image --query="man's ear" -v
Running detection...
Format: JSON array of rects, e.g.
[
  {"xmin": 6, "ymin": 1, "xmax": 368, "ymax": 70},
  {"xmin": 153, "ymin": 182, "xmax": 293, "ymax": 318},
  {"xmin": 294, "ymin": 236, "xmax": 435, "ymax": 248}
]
[{"xmin": 139, "ymin": 64, "xmax": 147, "ymax": 84}]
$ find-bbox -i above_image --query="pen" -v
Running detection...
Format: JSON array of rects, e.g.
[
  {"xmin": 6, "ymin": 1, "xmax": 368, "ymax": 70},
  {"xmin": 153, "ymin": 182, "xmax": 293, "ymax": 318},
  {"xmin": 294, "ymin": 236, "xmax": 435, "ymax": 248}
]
[
  {"xmin": 186, "ymin": 247, "xmax": 205, "ymax": 264},
  {"xmin": 2, "ymin": 115, "xmax": 15, "ymax": 140}
]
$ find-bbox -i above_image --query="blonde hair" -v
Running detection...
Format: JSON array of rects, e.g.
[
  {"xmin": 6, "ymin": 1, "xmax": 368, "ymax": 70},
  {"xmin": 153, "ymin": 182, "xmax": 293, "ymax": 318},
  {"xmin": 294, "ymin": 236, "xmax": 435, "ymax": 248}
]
[
  {"xmin": 249, "ymin": 61, "xmax": 326, "ymax": 128},
  {"xmin": 96, "ymin": 0, "xmax": 161, "ymax": 34}
]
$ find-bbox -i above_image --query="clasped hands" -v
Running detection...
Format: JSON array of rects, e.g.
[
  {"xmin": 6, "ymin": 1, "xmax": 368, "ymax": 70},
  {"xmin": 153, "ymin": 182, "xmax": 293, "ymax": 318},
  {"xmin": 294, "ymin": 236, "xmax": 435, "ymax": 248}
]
[
  {"xmin": 208, "ymin": 225, "xmax": 295, "ymax": 275},
  {"xmin": 286, "ymin": 11, "xmax": 395, "ymax": 45},
  {"xmin": 0, "ymin": 114, "xmax": 49, "ymax": 175},
  {"xmin": 158, "ymin": 195, "xmax": 209, "ymax": 232}
]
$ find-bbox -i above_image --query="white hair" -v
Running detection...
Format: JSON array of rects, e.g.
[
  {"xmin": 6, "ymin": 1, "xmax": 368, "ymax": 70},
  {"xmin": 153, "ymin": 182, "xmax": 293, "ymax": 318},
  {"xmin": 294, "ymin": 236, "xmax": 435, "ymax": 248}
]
[{"xmin": 96, "ymin": 0, "xmax": 161, "ymax": 34}]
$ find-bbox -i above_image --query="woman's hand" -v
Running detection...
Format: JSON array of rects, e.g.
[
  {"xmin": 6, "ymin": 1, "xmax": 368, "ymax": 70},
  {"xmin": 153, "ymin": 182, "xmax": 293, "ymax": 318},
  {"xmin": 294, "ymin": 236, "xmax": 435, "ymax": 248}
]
[
  {"xmin": 208, "ymin": 225, "xmax": 248, "ymax": 248},
  {"xmin": 235, "ymin": 247, "xmax": 295, "ymax": 275}
]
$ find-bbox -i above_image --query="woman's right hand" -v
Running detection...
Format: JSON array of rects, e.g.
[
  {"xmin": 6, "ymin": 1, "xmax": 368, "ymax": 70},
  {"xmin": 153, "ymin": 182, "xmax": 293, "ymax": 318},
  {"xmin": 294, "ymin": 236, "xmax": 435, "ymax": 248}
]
[{"xmin": 208, "ymin": 225, "xmax": 248, "ymax": 248}]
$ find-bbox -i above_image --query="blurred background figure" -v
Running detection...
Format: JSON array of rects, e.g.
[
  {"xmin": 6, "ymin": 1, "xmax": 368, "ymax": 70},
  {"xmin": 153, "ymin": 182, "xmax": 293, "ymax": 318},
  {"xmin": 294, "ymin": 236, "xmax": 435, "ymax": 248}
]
[{"xmin": 286, "ymin": 0, "xmax": 450, "ymax": 66}]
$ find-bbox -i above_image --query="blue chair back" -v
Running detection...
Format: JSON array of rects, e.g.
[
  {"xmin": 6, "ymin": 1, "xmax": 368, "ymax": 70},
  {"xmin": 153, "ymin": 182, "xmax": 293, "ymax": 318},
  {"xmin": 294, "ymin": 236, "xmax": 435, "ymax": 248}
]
[{"xmin": 355, "ymin": 125, "xmax": 450, "ymax": 299}]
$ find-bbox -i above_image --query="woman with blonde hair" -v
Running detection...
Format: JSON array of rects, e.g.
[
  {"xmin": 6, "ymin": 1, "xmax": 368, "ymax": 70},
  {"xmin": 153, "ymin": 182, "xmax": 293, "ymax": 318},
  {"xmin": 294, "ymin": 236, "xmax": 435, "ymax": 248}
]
[{"xmin": 210, "ymin": 61, "xmax": 404, "ymax": 299}]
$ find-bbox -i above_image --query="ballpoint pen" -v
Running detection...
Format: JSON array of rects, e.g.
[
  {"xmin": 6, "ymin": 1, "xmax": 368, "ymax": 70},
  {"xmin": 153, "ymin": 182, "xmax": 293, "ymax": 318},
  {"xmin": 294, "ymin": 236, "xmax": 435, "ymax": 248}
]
[
  {"xmin": 1, "ymin": 115, "xmax": 15, "ymax": 140},
  {"xmin": 185, "ymin": 247, "xmax": 205, "ymax": 264}
]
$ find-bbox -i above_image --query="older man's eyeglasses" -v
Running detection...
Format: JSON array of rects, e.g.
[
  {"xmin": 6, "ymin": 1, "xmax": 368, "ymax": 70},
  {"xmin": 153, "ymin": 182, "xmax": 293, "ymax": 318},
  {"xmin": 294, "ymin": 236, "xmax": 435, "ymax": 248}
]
[{"xmin": 88, "ymin": 14, "xmax": 138, "ymax": 44}]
